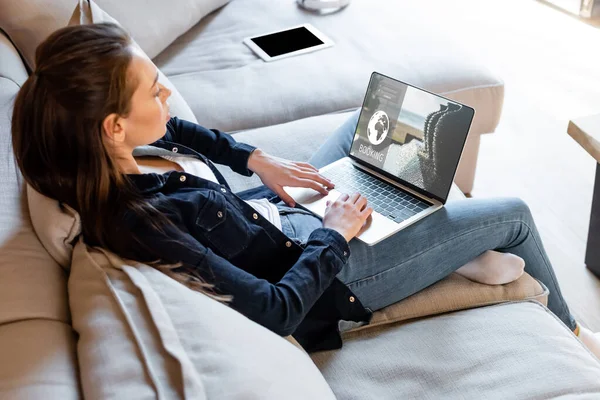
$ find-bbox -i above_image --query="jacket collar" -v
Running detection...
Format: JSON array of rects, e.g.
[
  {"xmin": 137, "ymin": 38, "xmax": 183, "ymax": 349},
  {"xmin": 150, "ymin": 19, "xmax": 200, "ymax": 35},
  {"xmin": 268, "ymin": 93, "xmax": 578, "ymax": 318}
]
[{"xmin": 126, "ymin": 172, "xmax": 169, "ymax": 195}]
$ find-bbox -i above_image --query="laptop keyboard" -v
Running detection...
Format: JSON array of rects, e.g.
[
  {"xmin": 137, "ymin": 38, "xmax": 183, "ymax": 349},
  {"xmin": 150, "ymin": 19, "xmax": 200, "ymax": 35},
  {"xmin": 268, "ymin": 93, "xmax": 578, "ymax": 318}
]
[{"xmin": 322, "ymin": 165, "xmax": 430, "ymax": 223}]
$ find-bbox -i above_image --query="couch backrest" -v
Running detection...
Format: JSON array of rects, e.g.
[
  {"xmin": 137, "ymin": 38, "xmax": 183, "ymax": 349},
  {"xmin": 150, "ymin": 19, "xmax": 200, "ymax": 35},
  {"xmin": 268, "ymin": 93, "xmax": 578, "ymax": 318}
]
[{"xmin": 0, "ymin": 31, "xmax": 81, "ymax": 399}]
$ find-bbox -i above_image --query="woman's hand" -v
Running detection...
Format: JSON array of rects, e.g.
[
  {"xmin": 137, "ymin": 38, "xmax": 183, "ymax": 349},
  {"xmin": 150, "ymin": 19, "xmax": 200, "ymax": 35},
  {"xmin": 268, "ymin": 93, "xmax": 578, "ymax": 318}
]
[
  {"xmin": 322, "ymin": 192, "xmax": 373, "ymax": 242},
  {"xmin": 247, "ymin": 149, "xmax": 334, "ymax": 206}
]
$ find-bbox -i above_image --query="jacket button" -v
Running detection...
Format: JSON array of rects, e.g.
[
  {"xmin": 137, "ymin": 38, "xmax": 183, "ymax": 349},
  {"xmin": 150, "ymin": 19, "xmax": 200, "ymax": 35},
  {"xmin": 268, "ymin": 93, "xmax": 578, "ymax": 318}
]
[
  {"xmin": 252, "ymin": 213, "xmax": 259, "ymax": 220},
  {"xmin": 217, "ymin": 211, "xmax": 223, "ymax": 218},
  {"xmin": 172, "ymin": 147, "xmax": 178, "ymax": 153},
  {"xmin": 349, "ymin": 296, "xmax": 355, "ymax": 303},
  {"xmin": 179, "ymin": 175, "xmax": 186, "ymax": 182},
  {"xmin": 285, "ymin": 241, "xmax": 292, "ymax": 248},
  {"xmin": 221, "ymin": 187, "xmax": 227, "ymax": 193}
]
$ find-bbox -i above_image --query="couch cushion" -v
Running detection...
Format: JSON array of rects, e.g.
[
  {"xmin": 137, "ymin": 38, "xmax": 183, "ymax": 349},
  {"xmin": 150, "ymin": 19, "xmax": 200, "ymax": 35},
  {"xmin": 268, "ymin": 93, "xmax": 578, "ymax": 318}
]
[
  {"xmin": 0, "ymin": 31, "xmax": 28, "ymax": 87},
  {"xmin": 312, "ymin": 301, "xmax": 600, "ymax": 399},
  {"xmin": 154, "ymin": 0, "xmax": 504, "ymax": 136},
  {"xmin": 69, "ymin": 240, "xmax": 336, "ymax": 399},
  {"xmin": 0, "ymin": 31, "xmax": 80, "ymax": 399},
  {"xmin": 0, "ymin": 0, "xmax": 230, "ymax": 69}
]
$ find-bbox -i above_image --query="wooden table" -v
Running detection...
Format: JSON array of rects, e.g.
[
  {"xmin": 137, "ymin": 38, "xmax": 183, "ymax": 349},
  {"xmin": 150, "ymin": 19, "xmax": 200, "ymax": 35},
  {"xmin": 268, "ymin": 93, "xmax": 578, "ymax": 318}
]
[{"xmin": 568, "ymin": 113, "xmax": 600, "ymax": 278}]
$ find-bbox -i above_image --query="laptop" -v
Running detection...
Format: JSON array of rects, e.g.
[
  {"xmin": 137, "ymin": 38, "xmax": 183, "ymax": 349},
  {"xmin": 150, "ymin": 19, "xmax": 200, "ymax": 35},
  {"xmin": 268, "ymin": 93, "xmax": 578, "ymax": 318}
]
[{"xmin": 284, "ymin": 72, "xmax": 475, "ymax": 246}]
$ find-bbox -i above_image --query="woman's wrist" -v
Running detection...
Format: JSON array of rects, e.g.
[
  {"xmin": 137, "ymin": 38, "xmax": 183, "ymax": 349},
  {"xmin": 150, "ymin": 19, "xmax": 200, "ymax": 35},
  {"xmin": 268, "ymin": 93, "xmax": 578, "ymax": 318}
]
[{"xmin": 247, "ymin": 148, "xmax": 266, "ymax": 173}]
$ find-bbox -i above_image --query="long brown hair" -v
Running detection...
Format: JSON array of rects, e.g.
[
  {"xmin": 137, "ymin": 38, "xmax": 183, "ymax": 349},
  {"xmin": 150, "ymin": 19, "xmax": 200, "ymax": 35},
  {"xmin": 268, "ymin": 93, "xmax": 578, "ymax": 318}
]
[{"xmin": 11, "ymin": 23, "xmax": 228, "ymax": 301}]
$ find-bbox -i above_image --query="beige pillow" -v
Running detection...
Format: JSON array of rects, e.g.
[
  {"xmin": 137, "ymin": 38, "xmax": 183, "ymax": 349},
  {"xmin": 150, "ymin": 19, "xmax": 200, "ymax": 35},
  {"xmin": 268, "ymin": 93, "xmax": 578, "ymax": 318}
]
[
  {"xmin": 345, "ymin": 272, "xmax": 548, "ymax": 335},
  {"xmin": 27, "ymin": 185, "xmax": 80, "ymax": 270},
  {"xmin": 69, "ymin": 239, "xmax": 336, "ymax": 399},
  {"xmin": 0, "ymin": 0, "xmax": 230, "ymax": 69}
]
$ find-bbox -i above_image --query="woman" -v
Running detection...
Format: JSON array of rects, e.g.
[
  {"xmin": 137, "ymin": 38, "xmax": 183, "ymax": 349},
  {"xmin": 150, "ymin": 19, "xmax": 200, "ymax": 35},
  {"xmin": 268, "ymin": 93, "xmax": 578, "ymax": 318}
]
[{"xmin": 12, "ymin": 23, "xmax": 600, "ymax": 355}]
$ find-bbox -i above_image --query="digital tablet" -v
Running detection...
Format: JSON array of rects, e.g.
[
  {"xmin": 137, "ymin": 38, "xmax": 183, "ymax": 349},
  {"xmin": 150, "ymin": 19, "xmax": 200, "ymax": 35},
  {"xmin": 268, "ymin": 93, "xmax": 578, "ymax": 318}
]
[{"xmin": 243, "ymin": 24, "xmax": 334, "ymax": 62}]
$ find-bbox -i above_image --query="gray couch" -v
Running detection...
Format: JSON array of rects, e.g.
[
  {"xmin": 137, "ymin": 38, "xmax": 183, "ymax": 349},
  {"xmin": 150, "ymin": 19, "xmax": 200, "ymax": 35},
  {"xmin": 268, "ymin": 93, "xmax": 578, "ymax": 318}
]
[
  {"xmin": 1, "ymin": 1, "xmax": 600, "ymax": 398},
  {"xmin": 153, "ymin": 0, "xmax": 504, "ymax": 195}
]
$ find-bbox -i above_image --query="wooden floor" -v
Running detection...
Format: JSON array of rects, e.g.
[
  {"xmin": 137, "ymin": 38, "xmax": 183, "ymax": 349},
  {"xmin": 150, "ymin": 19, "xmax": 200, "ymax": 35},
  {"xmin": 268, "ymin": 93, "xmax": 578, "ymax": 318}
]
[{"xmin": 443, "ymin": 0, "xmax": 600, "ymax": 330}]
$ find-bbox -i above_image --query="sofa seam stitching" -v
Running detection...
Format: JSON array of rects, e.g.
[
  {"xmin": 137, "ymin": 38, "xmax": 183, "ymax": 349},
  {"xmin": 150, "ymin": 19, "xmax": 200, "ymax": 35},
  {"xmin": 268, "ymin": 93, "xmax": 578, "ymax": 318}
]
[{"xmin": 0, "ymin": 75, "xmax": 22, "ymax": 89}]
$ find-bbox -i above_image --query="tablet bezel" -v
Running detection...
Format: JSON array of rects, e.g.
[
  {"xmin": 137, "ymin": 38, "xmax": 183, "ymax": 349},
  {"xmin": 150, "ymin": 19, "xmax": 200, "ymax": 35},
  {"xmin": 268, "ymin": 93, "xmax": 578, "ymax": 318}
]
[{"xmin": 243, "ymin": 23, "xmax": 334, "ymax": 62}]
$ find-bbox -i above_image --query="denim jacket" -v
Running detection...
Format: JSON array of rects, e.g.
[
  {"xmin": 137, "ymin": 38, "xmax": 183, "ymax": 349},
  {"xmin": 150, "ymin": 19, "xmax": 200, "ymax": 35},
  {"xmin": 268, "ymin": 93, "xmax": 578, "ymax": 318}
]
[{"xmin": 117, "ymin": 117, "xmax": 372, "ymax": 352}]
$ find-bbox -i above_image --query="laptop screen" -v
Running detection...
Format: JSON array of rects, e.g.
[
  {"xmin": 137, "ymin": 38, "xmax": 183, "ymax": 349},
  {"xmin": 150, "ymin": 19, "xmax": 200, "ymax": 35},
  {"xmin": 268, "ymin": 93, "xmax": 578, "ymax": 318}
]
[{"xmin": 349, "ymin": 72, "xmax": 474, "ymax": 202}]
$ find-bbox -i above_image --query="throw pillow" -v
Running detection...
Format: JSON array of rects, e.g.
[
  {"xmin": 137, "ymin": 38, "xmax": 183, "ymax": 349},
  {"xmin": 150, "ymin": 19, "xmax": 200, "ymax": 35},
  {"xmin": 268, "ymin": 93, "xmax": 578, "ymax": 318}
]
[{"xmin": 69, "ymin": 239, "xmax": 336, "ymax": 399}]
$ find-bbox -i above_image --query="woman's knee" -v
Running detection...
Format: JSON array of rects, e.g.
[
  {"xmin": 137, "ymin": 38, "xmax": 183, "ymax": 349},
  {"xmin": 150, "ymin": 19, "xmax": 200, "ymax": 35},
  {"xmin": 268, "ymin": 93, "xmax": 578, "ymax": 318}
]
[
  {"xmin": 497, "ymin": 198, "xmax": 539, "ymax": 246},
  {"xmin": 500, "ymin": 197, "xmax": 534, "ymax": 223},
  {"xmin": 446, "ymin": 197, "xmax": 534, "ymax": 228}
]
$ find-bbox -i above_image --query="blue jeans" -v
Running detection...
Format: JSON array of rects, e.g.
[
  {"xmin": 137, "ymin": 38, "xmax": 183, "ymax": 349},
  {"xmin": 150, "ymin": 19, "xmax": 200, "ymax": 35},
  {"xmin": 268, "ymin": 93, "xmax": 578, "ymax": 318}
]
[{"xmin": 280, "ymin": 109, "xmax": 577, "ymax": 331}]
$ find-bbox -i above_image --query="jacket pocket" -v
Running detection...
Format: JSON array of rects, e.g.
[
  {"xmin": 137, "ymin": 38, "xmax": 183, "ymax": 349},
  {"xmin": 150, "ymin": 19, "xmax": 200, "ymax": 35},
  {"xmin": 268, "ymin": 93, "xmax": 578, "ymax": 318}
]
[{"xmin": 195, "ymin": 191, "xmax": 251, "ymax": 259}]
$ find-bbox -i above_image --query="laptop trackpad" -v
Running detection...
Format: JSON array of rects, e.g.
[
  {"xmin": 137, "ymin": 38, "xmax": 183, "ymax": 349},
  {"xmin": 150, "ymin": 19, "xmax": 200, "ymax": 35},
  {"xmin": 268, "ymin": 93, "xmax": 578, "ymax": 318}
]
[{"xmin": 285, "ymin": 186, "xmax": 399, "ymax": 246}]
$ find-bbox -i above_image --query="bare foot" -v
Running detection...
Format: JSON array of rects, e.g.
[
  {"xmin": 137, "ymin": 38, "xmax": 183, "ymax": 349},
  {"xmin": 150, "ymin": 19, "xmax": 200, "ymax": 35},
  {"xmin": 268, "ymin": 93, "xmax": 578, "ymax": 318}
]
[{"xmin": 578, "ymin": 326, "xmax": 600, "ymax": 359}]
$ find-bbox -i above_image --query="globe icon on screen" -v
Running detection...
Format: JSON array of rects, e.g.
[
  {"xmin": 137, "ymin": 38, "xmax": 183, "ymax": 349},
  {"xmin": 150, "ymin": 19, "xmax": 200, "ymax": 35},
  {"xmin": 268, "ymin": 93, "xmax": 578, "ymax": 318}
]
[{"xmin": 367, "ymin": 110, "xmax": 389, "ymax": 145}]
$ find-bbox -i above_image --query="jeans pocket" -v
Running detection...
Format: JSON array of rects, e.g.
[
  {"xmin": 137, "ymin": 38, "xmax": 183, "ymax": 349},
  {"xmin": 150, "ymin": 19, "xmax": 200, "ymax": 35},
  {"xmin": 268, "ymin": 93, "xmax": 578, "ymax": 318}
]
[
  {"xmin": 282, "ymin": 212, "xmax": 323, "ymax": 245},
  {"xmin": 276, "ymin": 203, "xmax": 319, "ymax": 218},
  {"xmin": 280, "ymin": 214, "xmax": 296, "ymax": 238}
]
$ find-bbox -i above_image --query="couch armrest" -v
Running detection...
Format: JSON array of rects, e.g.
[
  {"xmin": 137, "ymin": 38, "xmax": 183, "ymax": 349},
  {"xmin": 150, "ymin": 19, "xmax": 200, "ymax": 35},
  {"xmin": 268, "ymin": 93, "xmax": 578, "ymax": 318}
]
[
  {"xmin": 0, "ymin": 29, "xmax": 80, "ymax": 399},
  {"xmin": 0, "ymin": 320, "xmax": 81, "ymax": 399}
]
